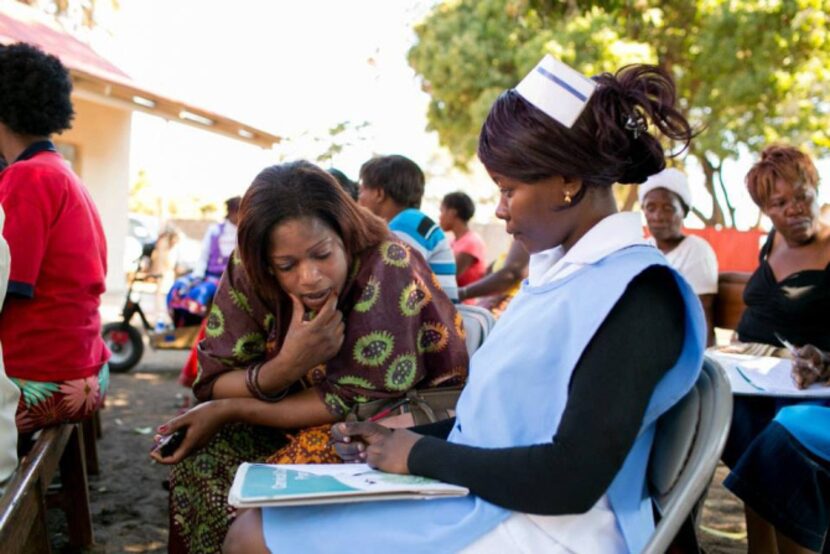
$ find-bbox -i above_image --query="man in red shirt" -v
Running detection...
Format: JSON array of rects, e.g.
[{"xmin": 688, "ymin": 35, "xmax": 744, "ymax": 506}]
[{"xmin": 0, "ymin": 42, "xmax": 110, "ymax": 433}]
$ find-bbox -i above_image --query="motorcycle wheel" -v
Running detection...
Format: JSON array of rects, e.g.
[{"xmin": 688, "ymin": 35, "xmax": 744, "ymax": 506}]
[{"xmin": 102, "ymin": 322, "xmax": 144, "ymax": 373}]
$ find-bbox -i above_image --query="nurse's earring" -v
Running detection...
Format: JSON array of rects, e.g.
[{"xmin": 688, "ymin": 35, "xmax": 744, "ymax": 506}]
[{"xmin": 563, "ymin": 190, "xmax": 572, "ymax": 205}]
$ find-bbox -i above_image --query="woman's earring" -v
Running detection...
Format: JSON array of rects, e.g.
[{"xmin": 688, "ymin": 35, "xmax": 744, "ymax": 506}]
[{"xmin": 563, "ymin": 190, "xmax": 572, "ymax": 205}]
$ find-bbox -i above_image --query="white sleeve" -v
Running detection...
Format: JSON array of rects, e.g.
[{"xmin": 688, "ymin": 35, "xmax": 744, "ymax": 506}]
[
  {"xmin": 680, "ymin": 238, "xmax": 719, "ymax": 295},
  {"xmin": 193, "ymin": 224, "xmax": 218, "ymax": 278}
]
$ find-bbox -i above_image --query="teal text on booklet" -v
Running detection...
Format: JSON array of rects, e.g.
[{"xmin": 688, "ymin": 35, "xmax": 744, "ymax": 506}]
[{"xmin": 228, "ymin": 463, "xmax": 469, "ymax": 508}]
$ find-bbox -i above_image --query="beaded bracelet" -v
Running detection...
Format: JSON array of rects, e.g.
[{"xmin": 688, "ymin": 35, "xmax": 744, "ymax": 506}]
[{"xmin": 245, "ymin": 363, "xmax": 289, "ymax": 402}]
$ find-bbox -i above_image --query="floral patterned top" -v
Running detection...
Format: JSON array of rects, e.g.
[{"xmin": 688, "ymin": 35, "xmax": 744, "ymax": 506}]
[{"xmin": 192, "ymin": 236, "xmax": 468, "ymax": 416}]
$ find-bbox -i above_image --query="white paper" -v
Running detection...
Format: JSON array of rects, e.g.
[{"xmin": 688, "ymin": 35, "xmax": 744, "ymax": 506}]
[{"xmin": 708, "ymin": 351, "xmax": 830, "ymax": 397}]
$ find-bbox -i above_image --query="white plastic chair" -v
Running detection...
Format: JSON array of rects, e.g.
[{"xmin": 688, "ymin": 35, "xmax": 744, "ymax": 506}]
[
  {"xmin": 455, "ymin": 304, "xmax": 496, "ymax": 356},
  {"xmin": 643, "ymin": 356, "xmax": 733, "ymax": 553}
]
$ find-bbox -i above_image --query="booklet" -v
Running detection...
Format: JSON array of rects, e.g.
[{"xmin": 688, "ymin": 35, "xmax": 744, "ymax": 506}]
[
  {"xmin": 708, "ymin": 351, "xmax": 830, "ymax": 397},
  {"xmin": 228, "ymin": 463, "xmax": 469, "ymax": 508}
]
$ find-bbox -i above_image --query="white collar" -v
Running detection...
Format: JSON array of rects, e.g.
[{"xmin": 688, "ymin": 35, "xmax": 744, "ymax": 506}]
[{"xmin": 528, "ymin": 212, "xmax": 647, "ymax": 286}]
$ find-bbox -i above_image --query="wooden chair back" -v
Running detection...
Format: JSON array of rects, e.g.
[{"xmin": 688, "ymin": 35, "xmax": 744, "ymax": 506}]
[{"xmin": 713, "ymin": 272, "xmax": 751, "ymax": 330}]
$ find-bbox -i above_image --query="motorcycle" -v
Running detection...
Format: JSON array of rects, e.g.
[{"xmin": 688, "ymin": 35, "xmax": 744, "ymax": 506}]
[{"xmin": 101, "ymin": 243, "xmax": 203, "ymax": 373}]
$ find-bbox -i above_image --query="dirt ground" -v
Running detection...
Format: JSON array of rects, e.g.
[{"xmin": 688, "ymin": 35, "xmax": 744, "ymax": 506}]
[{"xmin": 46, "ymin": 347, "xmax": 750, "ymax": 553}]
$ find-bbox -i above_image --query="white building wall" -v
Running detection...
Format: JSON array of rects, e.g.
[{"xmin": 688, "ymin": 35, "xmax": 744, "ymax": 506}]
[{"xmin": 59, "ymin": 97, "xmax": 132, "ymax": 293}]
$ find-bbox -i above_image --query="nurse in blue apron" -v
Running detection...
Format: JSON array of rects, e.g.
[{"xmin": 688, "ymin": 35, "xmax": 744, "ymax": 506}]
[{"xmin": 223, "ymin": 57, "xmax": 705, "ymax": 554}]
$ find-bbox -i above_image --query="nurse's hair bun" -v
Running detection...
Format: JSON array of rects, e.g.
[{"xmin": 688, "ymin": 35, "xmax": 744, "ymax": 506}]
[
  {"xmin": 588, "ymin": 64, "xmax": 694, "ymax": 185},
  {"xmin": 478, "ymin": 64, "xmax": 694, "ymax": 189}
]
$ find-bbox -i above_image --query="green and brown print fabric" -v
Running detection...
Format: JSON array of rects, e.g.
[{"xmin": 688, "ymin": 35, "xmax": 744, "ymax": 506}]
[
  {"xmin": 193, "ymin": 235, "xmax": 469, "ymax": 414},
  {"xmin": 170, "ymin": 237, "xmax": 468, "ymax": 553}
]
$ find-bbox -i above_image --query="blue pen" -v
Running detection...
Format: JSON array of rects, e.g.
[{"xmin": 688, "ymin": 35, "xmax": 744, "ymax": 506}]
[{"xmin": 735, "ymin": 365, "xmax": 766, "ymax": 392}]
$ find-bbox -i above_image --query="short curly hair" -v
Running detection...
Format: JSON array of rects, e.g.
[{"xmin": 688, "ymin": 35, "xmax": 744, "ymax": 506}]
[
  {"xmin": 745, "ymin": 145, "xmax": 819, "ymax": 208},
  {"xmin": 0, "ymin": 43, "xmax": 74, "ymax": 136}
]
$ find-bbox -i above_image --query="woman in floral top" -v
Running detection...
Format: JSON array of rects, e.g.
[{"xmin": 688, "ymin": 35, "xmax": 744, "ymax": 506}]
[{"xmin": 152, "ymin": 160, "xmax": 467, "ymax": 553}]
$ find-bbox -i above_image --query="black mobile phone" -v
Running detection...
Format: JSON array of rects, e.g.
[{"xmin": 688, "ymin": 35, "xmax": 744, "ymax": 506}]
[{"xmin": 157, "ymin": 429, "xmax": 186, "ymax": 457}]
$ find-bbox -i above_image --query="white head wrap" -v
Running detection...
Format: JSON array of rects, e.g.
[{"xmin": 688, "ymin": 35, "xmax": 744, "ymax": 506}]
[{"xmin": 638, "ymin": 168, "xmax": 692, "ymax": 211}]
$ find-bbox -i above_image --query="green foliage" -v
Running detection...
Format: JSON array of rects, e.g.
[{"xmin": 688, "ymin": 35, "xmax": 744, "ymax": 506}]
[
  {"xmin": 315, "ymin": 120, "xmax": 371, "ymax": 165},
  {"xmin": 16, "ymin": 0, "xmax": 120, "ymax": 31},
  {"xmin": 128, "ymin": 170, "xmax": 159, "ymax": 215},
  {"xmin": 409, "ymin": 0, "xmax": 830, "ymax": 225}
]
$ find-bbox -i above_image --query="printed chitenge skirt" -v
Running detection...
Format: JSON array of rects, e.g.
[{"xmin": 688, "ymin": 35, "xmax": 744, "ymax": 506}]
[{"xmin": 168, "ymin": 423, "xmax": 340, "ymax": 553}]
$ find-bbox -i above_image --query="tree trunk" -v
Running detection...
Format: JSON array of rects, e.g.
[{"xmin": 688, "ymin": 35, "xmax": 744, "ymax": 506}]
[
  {"xmin": 716, "ymin": 165, "xmax": 737, "ymax": 227},
  {"xmin": 698, "ymin": 153, "xmax": 724, "ymax": 226}
]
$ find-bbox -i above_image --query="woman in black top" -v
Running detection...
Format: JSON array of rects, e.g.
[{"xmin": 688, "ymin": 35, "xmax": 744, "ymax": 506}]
[{"xmin": 723, "ymin": 145, "xmax": 830, "ymax": 553}]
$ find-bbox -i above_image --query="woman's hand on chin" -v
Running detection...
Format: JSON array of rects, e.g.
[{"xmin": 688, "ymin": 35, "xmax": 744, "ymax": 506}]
[
  {"xmin": 331, "ymin": 421, "xmax": 421, "ymax": 474},
  {"xmin": 265, "ymin": 292, "xmax": 345, "ymax": 385},
  {"xmin": 149, "ymin": 399, "xmax": 232, "ymax": 464}
]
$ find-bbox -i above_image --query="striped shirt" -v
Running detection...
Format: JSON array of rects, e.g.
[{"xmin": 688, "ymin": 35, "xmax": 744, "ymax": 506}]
[{"xmin": 389, "ymin": 208, "xmax": 458, "ymax": 302}]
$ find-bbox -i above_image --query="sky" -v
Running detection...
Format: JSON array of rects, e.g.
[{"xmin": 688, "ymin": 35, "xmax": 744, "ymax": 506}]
[
  {"xmin": 92, "ymin": 0, "xmax": 478, "ymax": 218},
  {"xmin": 88, "ymin": 0, "xmax": 829, "ymax": 230}
]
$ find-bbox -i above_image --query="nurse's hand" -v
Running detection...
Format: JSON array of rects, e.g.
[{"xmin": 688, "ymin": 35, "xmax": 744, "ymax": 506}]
[
  {"xmin": 331, "ymin": 421, "xmax": 421, "ymax": 474},
  {"xmin": 792, "ymin": 344, "xmax": 830, "ymax": 389}
]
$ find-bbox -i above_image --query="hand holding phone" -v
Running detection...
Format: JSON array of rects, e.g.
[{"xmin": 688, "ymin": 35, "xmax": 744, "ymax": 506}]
[{"xmin": 156, "ymin": 428, "xmax": 186, "ymax": 458}]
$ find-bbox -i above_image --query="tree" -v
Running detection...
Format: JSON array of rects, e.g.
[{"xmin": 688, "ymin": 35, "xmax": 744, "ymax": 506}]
[
  {"xmin": 315, "ymin": 120, "xmax": 371, "ymax": 165},
  {"xmin": 408, "ymin": 0, "xmax": 830, "ymax": 226},
  {"xmin": 128, "ymin": 169, "xmax": 158, "ymax": 215},
  {"xmin": 15, "ymin": 0, "xmax": 119, "ymax": 33}
]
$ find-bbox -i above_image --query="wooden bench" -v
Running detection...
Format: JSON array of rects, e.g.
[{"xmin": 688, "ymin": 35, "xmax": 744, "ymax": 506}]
[
  {"xmin": 81, "ymin": 411, "xmax": 101, "ymax": 476},
  {"xmin": 0, "ymin": 423, "xmax": 94, "ymax": 553},
  {"xmin": 713, "ymin": 272, "xmax": 751, "ymax": 331}
]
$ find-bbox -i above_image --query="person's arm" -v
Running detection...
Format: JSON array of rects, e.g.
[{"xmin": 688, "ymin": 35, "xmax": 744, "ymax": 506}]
[
  {"xmin": 407, "ymin": 266, "xmax": 685, "ymax": 514},
  {"xmin": 151, "ymin": 388, "xmax": 337, "ymax": 464},
  {"xmin": 191, "ymin": 224, "xmax": 216, "ymax": 279},
  {"xmin": 699, "ymin": 293, "xmax": 715, "ymax": 346},
  {"xmin": 459, "ymin": 240, "xmax": 528, "ymax": 301},
  {"xmin": 455, "ymin": 252, "xmax": 475, "ymax": 277},
  {"xmin": 0, "ymin": 166, "xmax": 51, "ymax": 300}
]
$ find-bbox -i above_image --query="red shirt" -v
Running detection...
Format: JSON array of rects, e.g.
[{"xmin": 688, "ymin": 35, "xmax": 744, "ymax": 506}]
[
  {"xmin": 0, "ymin": 149, "xmax": 110, "ymax": 381},
  {"xmin": 451, "ymin": 230, "xmax": 487, "ymax": 288}
]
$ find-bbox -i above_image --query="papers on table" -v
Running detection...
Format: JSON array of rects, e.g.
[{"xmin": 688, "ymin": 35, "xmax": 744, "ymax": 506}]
[
  {"xmin": 707, "ymin": 351, "xmax": 830, "ymax": 397},
  {"xmin": 228, "ymin": 463, "xmax": 469, "ymax": 508}
]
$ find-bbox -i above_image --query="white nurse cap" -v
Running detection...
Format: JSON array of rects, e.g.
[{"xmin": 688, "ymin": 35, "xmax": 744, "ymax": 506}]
[{"xmin": 514, "ymin": 55, "xmax": 597, "ymax": 128}]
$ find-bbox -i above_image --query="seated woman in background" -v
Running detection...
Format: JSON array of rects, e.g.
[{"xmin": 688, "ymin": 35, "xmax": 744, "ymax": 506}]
[
  {"xmin": 722, "ymin": 144, "xmax": 830, "ymax": 554},
  {"xmin": 224, "ymin": 58, "xmax": 705, "ymax": 554},
  {"xmin": 152, "ymin": 161, "xmax": 468, "ymax": 553},
  {"xmin": 734, "ymin": 145, "xmax": 829, "ymax": 353},
  {"xmin": 167, "ymin": 196, "xmax": 241, "ymax": 327},
  {"xmin": 0, "ymin": 43, "xmax": 109, "ymax": 436},
  {"xmin": 639, "ymin": 168, "xmax": 718, "ymax": 343},
  {"xmin": 439, "ymin": 191, "xmax": 487, "ymax": 293}
]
